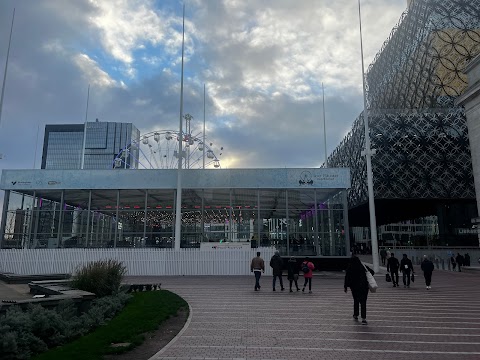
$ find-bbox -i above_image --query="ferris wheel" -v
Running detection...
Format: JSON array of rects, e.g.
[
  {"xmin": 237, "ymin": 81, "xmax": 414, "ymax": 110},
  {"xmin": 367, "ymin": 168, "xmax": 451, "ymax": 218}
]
[{"xmin": 113, "ymin": 129, "xmax": 224, "ymax": 170}]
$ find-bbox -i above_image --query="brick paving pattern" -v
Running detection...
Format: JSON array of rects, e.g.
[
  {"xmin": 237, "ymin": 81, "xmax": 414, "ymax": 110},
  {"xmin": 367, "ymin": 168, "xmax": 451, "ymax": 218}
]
[{"xmin": 125, "ymin": 267, "xmax": 480, "ymax": 360}]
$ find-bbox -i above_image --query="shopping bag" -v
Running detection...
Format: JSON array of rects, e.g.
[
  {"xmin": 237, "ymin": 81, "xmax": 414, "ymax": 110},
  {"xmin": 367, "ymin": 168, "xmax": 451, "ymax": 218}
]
[
  {"xmin": 411, "ymin": 273, "xmax": 415, "ymax": 283},
  {"xmin": 385, "ymin": 273, "xmax": 392, "ymax": 282},
  {"xmin": 363, "ymin": 264, "xmax": 378, "ymax": 292}
]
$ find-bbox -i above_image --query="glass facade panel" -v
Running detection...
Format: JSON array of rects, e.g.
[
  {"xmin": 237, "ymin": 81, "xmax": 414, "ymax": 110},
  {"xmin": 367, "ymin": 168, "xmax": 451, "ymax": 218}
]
[
  {"xmin": 85, "ymin": 122, "xmax": 108, "ymax": 149},
  {"xmin": 7, "ymin": 191, "xmax": 27, "ymax": 211},
  {"xmin": 288, "ymin": 189, "xmax": 316, "ymax": 255},
  {"xmin": 3, "ymin": 210, "xmax": 31, "ymax": 248},
  {"xmin": 202, "ymin": 189, "xmax": 230, "ymax": 208},
  {"xmin": 117, "ymin": 210, "xmax": 145, "ymax": 247},
  {"xmin": 91, "ymin": 190, "xmax": 117, "ymax": 210},
  {"xmin": 45, "ymin": 132, "xmax": 83, "ymax": 169},
  {"xmin": 1, "ymin": 188, "xmax": 348, "ymax": 255},
  {"xmin": 146, "ymin": 190, "xmax": 174, "ymax": 248}
]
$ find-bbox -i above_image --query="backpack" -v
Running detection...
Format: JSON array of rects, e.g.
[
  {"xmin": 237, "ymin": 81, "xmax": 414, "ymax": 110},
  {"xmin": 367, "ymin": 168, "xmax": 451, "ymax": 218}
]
[{"xmin": 302, "ymin": 262, "xmax": 310, "ymax": 274}]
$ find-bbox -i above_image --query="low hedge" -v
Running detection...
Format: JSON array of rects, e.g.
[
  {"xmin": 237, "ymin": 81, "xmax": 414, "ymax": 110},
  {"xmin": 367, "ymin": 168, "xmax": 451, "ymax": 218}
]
[{"xmin": 0, "ymin": 293, "xmax": 131, "ymax": 360}]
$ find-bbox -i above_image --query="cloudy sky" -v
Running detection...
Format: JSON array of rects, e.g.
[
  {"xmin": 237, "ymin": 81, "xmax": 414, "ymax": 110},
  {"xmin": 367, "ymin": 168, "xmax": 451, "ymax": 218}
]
[{"xmin": 0, "ymin": 0, "xmax": 407, "ymax": 172}]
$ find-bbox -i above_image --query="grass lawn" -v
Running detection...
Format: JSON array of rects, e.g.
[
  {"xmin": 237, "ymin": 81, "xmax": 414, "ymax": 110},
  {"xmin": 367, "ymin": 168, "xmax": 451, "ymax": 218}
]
[{"xmin": 33, "ymin": 290, "xmax": 187, "ymax": 360}]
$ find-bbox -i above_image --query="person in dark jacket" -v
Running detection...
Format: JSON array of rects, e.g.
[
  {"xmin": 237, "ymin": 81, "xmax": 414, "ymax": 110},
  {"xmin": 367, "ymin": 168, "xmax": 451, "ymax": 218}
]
[
  {"xmin": 400, "ymin": 254, "xmax": 414, "ymax": 288},
  {"xmin": 450, "ymin": 256, "xmax": 457, "ymax": 271},
  {"xmin": 270, "ymin": 251, "xmax": 285, "ymax": 291},
  {"xmin": 287, "ymin": 256, "xmax": 300, "ymax": 292},
  {"xmin": 420, "ymin": 255, "xmax": 434, "ymax": 290},
  {"xmin": 344, "ymin": 256, "xmax": 374, "ymax": 325},
  {"xmin": 465, "ymin": 253, "xmax": 471, "ymax": 267},
  {"xmin": 456, "ymin": 253, "xmax": 464, "ymax": 272},
  {"xmin": 387, "ymin": 252, "xmax": 400, "ymax": 287},
  {"xmin": 380, "ymin": 248, "xmax": 387, "ymax": 265}
]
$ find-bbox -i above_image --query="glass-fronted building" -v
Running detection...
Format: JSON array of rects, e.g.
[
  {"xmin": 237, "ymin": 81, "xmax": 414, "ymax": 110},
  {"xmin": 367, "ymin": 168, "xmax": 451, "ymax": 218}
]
[
  {"xmin": 41, "ymin": 121, "xmax": 140, "ymax": 170},
  {"xmin": 0, "ymin": 168, "xmax": 351, "ymax": 257}
]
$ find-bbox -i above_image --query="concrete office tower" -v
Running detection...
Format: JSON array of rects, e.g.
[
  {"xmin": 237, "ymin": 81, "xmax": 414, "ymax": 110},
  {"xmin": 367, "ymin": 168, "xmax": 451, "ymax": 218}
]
[{"xmin": 41, "ymin": 121, "xmax": 140, "ymax": 169}]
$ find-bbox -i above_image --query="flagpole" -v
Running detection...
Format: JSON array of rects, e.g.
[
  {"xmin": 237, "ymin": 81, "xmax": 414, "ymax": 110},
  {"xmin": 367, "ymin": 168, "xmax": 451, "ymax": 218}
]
[
  {"xmin": 174, "ymin": 4, "xmax": 186, "ymax": 251},
  {"xmin": 358, "ymin": 0, "xmax": 379, "ymax": 272},
  {"xmin": 203, "ymin": 84, "xmax": 206, "ymax": 170},
  {"xmin": 0, "ymin": 8, "xmax": 15, "ymax": 129},
  {"xmin": 81, "ymin": 84, "xmax": 90, "ymax": 169},
  {"xmin": 322, "ymin": 82, "xmax": 327, "ymax": 167}
]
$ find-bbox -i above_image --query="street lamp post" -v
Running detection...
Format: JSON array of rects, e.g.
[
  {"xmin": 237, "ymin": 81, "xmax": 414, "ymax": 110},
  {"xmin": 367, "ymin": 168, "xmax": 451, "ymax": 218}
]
[
  {"xmin": 0, "ymin": 8, "xmax": 15, "ymax": 131},
  {"xmin": 358, "ymin": 0, "xmax": 380, "ymax": 272}
]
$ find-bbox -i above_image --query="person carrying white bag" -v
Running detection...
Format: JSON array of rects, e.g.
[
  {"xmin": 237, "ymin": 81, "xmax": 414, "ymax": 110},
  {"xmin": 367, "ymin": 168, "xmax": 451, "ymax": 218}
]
[{"xmin": 344, "ymin": 255, "xmax": 375, "ymax": 325}]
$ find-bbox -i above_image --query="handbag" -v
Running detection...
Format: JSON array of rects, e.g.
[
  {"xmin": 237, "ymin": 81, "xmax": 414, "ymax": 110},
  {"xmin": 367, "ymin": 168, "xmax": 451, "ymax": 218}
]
[
  {"xmin": 363, "ymin": 264, "xmax": 378, "ymax": 292},
  {"xmin": 385, "ymin": 273, "xmax": 392, "ymax": 282},
  {"xmin": 411, "ymin": 273, "xmax": 415, "ymax": 282}
]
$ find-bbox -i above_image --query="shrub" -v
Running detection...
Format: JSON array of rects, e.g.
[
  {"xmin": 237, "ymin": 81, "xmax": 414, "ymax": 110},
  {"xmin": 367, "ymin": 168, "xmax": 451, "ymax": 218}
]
[
  {"xmin": 71, "ymin": 259, "xmax": 127, "ymax": 297},
  {"xmin": 0, "ymin": 293, "xmax": 132, "ymax": 360}
]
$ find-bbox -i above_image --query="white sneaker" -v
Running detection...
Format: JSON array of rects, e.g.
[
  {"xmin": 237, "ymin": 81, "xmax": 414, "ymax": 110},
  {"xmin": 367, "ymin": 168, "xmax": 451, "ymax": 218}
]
[
  {"xmin": 426, "ymin": 286, "xmax": 429, "ymax": 289},
  {"xmin": 428, "ymin": 286, "xmax": 431, "ymax": 289}
]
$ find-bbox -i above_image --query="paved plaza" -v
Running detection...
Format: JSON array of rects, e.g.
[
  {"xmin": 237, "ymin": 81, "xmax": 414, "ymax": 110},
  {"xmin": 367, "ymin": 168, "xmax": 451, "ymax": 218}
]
[
  {"xmin": 123, "ymin": 267, "xmax": 480, "ymax": 360},
  {"xmin": 1, "ymin": 265, "xmax": 479, "ymax": 359}
]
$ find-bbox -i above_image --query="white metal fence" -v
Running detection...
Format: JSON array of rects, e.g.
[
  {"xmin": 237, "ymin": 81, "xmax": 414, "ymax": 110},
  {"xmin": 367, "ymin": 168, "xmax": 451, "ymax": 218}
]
[{"xmin": 0, "ymin": 248, "xmax": 277, "ymax": 276}]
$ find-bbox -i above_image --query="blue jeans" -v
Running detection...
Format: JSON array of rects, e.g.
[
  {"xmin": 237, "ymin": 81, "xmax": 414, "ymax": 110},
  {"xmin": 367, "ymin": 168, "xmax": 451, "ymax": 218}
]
[{"xmin": 254, "ymin": 271, "xmax": 261, "ymax": 289}]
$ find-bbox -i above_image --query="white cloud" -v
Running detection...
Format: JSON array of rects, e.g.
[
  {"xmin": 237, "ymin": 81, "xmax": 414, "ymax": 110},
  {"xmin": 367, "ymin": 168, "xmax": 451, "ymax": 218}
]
[
  {"xmin": 198, "ymin": 0, "xmax": 406, "ymax": 103},
  {"xmin": 73, "ymin": 53, "xmax": 119, "ymax": 88},
  {"xmin": 87, "ymin": 0, "xmax": 164, "ymax": 63}
]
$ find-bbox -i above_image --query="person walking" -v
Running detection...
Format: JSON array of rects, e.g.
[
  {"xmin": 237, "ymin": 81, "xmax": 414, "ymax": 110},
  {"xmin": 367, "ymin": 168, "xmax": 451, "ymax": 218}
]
[
  {"xmin": 301, "ymin": 257, "xmax": 315, "ymax": 293},
  {"xmin": 287, "ymin": 256, "xmax": 300, "ymax": 292},
  {"xmin": 344, "ymin": 255, "xmax": 374, "ymax": 325},
  {"xmin": 421, "ymin": 255, "xmax": 434, "ymax": 290},
  {"xmin": 465, "ymin": 253, "xmax": 471, "ymax": 267},
  {"xmin": 400, "ymin": 254, "xmax": 414, "ymax": 288},
  {"xmin": 387, "ymin": 252, "xmax": 400, "ymax": 287},
  {"xmin": 380, "ymin": 248, "xmax": 387, "ymax": 266},
  {"xmin": 450, "ymin": 255, "xmax": 457, "ymax": 271},
  {"xmin": 250, "ymin": 251, "xmax": 265, "ymax": 291},
  {"xmin": 456, "ymin": 253, "xmax": 464, "ymax": 272},
  {"xmin": 270, "ymin": 251, "xmax": 285, "ymax": 291}
]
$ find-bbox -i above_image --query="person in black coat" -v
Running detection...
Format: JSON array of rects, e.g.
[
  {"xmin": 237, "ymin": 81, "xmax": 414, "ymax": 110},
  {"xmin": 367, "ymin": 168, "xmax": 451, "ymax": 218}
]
[
  {"xmin": 464, "ymin": 253, "xmax": 471, "ymax": 267},
  {"xmin": 344, "ymin": 255, "xmax": 374, "ymax": 325},
  {"xmin": 400, "ymin": 254, "xmax": 414, "ymax": 288},
  {"xmin": 420, "ymin": 255, "xmax": 434, "ymax": 290},
  {"xmin": 456, "ymin": 253, "xmax": 464, "ymax": 272},
  {"xmin": 387, "ymin": 252, "xmax": 400, "ymax": 287},
  {"xmin": 270, "ymin": 251, "xmax": 285, "ymax": 291},
  {"xmin": 287, "ymin": 256, "xmax": 300, "ymax": 292},
  {"xmin": 450, "ymin": 256, "xmax": 457, "ymax": 271}
]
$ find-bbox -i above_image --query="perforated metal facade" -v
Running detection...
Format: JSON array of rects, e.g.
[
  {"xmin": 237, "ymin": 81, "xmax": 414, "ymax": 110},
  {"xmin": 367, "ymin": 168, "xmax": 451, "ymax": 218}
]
[{"xmin": 328, "ymin": 0, "xmax": 480, "ymax": 244}]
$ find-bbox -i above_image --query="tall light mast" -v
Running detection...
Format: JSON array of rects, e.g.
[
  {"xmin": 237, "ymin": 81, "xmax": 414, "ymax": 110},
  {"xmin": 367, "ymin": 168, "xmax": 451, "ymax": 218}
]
[
  {"xmin": 358, "ymin": 0, "xmax": 379, "ymax": 272},
  {"xmin": 174, "ymin": 4, "xmax": 186, "ymax": 251}
]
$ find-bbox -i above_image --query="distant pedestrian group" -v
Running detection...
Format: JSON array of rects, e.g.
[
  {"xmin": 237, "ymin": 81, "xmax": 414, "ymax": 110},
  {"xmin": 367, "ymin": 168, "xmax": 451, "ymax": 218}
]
[{"xmin": 251, "ymin": 251, "xmax": 315, "ymax": 294}]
